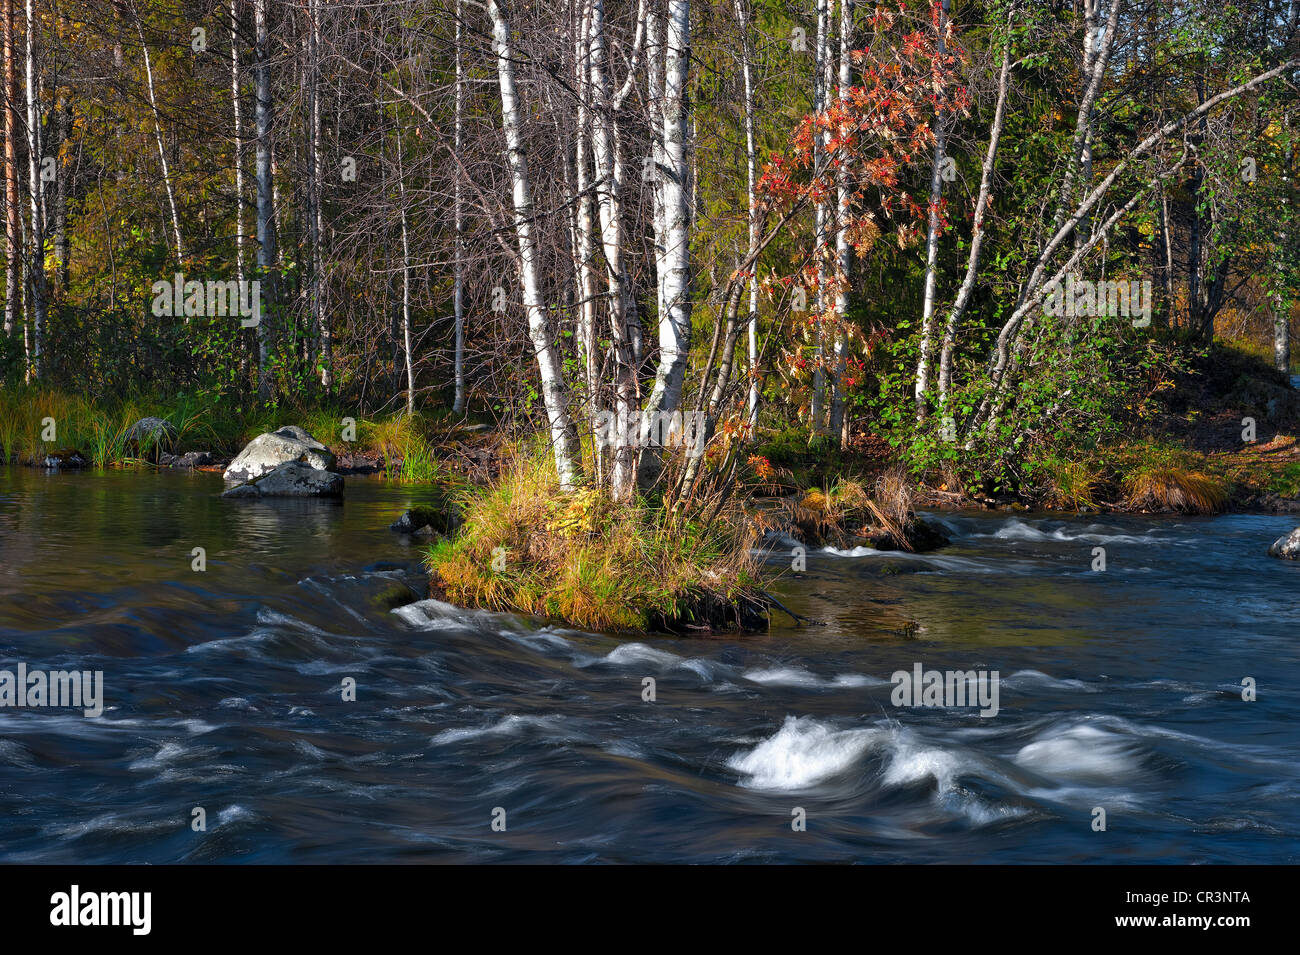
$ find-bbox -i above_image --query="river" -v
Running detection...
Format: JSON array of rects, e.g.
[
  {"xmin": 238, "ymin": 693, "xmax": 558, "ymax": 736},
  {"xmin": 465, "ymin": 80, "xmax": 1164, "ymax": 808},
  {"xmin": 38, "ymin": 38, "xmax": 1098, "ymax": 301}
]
[{"xmin": 1, "ymin": 467, "xmax": 1296, "ymax": 863}]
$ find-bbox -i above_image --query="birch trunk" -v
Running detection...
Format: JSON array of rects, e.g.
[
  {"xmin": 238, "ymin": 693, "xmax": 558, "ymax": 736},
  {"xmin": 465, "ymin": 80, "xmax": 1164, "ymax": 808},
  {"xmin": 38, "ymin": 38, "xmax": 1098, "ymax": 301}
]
[
  {"xmin": 307, "ymin": 0, "xmax": 331, "ymax": 390},
  {"xmin": 571, "ymin": 0, "xmax": 598, "ymax": 406},
  {"xmin": 2, "ymin": 0, "xmax": 16, "ymax": 338},
  {"xmin": 809, "ymin": 0, "xmax": 829, "ymax": 433},
  {"xmin": 24, "ymin": 0, "xmax": 44, "ymax": 377},
  {"xmin": 1275, "ymin": 293, "xmax": 1291, "ymax": 376},
  {"xmin": 588, "ymin": 0, "xmax": 640, "ymax": 499},
  {"xmin": 735, "ymin": 0, "xmax": 760, "ymax": 431},
  {"xmin": 230, "ymin": 0, "xmax": 245, "ymax": 286},
  {"xmin": 488, "ymin": 0, "xmax": 582, "ymax": 488},
  {"xmin": 452, "ymin": 0, "xmax": 466, "ymax": 413},
  {"xmin": 254, "ymin": 0, "xmax": 276, "ymax": 399},
  {"xmin": 135, "ymin": 14, "xmax": 184, "ymax": 262},
  {"xmin": 646, "ymin": 7, "xmax": 666, "ymax": 325},
  {"xmin": 639, "ymin": 0, "xmax": 692, "ymax": 487},
  {"xmin": 937, "ymin": 15, "xmax": 1013, "ymax": 409},
  {"xmin": 913, "ymin": 0, "xmax": 948, "ymax": 420},
  {"xmin": 828, "ymin": 0, "xmax": 853, "ymax": 443},
  {"xmin": 396, "ymin": 131, "xmax": 414, "ymax": 416}
]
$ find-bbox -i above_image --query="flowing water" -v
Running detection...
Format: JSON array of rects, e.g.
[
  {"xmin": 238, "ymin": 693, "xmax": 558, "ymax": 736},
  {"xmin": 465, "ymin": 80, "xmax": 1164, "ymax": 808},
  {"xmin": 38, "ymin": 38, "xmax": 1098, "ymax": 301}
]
[{"xmin": 0, "ymin": 466, "xmax": 1297, "ymax": 863}]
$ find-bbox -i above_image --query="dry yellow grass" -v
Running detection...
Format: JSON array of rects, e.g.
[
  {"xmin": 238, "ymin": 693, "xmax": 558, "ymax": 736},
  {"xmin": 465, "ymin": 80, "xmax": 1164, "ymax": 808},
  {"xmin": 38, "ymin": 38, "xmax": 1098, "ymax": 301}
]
[{"xmin": 1124, "ymin": 468, "xmax": 1228, "ymax": 514}]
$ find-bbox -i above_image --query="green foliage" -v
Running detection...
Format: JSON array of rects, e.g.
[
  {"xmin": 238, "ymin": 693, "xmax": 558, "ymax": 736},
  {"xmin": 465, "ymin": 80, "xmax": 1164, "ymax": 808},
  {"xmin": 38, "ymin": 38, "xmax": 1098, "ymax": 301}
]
[{"xmin": 1268, "ymin": 462, "xmax": 1300, "ymax": 498}]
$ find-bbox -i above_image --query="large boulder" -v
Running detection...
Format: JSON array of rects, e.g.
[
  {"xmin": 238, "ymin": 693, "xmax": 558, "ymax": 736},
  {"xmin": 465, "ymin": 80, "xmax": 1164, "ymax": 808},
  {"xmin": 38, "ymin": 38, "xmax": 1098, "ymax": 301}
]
[
  {"xmin": 224, "ymin": 426, "xmax": 336, "ymax": 483},
  {"xmin": 124, "ymin": 417, "xmax": 178, "ymax": 459},
  {"xmin": 222, "ymin": 461, "xmax": 344, "ymax": 499},
  {"xmin": 1268, "ymin": 526, "xmax": 1300, "ymax": 559}
]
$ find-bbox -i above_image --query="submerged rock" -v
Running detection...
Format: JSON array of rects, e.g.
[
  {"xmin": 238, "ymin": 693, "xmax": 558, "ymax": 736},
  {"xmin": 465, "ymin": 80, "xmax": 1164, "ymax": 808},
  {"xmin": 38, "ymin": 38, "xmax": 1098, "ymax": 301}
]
[
  {"xmin": 1268, "ymin": 526, "xmax": 1300, "ymax": 559},
  {"xmin": 390, "ymin": 503, "xmax": 460, "ymax": 538},
  {"xmin": 224, "ymin": 425, "xmax": 336, "ymax": 483},
  {"xmin": 166, "ymin": 450, "xmax": 217, "ymax": 469},
  {"xmin": 124, "ymin": 417, "xmax": 178, "ymax": 459},
  {"xmin": 864, "ymin": 517, "xmax": 951, "ymax": 553},
  {"xmin": 42, "ymin": 449, "xmax": 87, "ymax": 469},
  {"xmin": 222, "ymin": 461, "xmax": 344, "ymax": 499}
]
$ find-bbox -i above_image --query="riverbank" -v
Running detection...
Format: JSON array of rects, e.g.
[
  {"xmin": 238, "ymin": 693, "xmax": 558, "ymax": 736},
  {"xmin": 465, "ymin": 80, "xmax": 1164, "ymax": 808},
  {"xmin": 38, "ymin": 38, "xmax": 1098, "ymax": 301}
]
[{"xmin": 3, "ymin": 340, "xmax": 1298, "ymax": 636}]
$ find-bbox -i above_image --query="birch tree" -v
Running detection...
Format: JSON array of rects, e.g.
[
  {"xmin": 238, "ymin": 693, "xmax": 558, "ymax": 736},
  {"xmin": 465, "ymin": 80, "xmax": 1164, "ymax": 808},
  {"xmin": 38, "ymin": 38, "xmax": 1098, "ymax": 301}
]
[
  {"xmin": 24, "ymin": 0, "xmax": 45, "ymax": 377},
  {"xmin": 488, "ymin": 0, "xmax": 582, "ymax": 488},
  {"xmin": 254, "ymin": 0, "xmax": 276, "ymax": 399}
]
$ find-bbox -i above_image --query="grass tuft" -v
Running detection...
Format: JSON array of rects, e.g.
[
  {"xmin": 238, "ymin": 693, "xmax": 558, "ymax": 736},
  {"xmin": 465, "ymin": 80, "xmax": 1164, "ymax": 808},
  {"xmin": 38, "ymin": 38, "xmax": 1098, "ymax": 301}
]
[{"xmin": 426, "ymin": 447, "xmax": 765, "ymax": 633}]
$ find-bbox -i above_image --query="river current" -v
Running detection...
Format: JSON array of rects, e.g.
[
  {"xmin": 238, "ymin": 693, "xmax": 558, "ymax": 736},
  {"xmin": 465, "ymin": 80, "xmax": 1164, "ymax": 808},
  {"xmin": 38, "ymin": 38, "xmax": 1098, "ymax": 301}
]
[{"xmin": 0, "ymin": 467, "xmax": 1296, "ymax": 863}]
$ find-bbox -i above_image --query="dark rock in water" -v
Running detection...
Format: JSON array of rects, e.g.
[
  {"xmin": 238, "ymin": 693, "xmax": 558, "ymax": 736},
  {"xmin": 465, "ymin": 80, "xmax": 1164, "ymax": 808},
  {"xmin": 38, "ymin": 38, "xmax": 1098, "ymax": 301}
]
[
  {"xmin": 1268, "ymin": 526, "xmax": 1300, "ymax": 559},
  {"xmin": 390, "ymin": 503, "xmax": 460, "ymax": 537},
  {"xmin": 371, "ymin": 582, "xmax": 422, "ymax": 611},
  {"xmin": 42, "ymin": 449, "xmax": 87, "ymax": 469},
  {"xmin": 648, "ymin": 589, "xmax": 769, "ymax": 635},
  {"xmin": 224, "ymin": 425, "xmax": 336, "ymax": 483},
  {"xmin": 222, "ymin": 461, "xmax": 344, "ymax": 499},
  {"xmin": 863, "ymin": 517, "xmax": 950, "ymax": 553},
  {"xmin": 124, "ymin": 417, "xmax": 178, "ymax": 460},
  {"xmin": 170, "ymin": 450, "xmax": 216, "ymax": 469}
]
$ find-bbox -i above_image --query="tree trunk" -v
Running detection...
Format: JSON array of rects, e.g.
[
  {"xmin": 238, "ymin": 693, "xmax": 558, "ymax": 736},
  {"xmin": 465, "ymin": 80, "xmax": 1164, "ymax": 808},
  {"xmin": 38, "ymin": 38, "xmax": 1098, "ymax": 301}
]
[
  {"xmin": 307, "ymin": 0, "xmax": 331, "ymax": 391},
  {"xmin": 914, "ymin": 0, "xmax": 949, "ymax": 420},
  {"xmin": 230, "ymin": 0, "xmax": 245, "ymax": 286},
  {"xmin": 735, "ymin": 0, "xmax": 760, "ymax": 431},
  {"xmin": 452, "ymin": 0, "xmax": 466, "ymax": 413},
  {"xmin": 638, "ymin": 0, "xmax": 692, "ymax": 489},
  {"xmin": 588, "ymin": 0, "xmax": 640, "ymax": 499},
  {"xmin": 2, "ymin": 0, "xmax": 17, "ymax": 339},
  {"xmin": 1275, "ymin": 293, "xmax": 1291, "ymax": 376},
  {"xmin": 828, "ymin": 0, "xmax": 854, "ymax": 442},
  {"xmin": 938, "ymin": 13, "xmax": 1013, "ymax": 409},
  {"xmin": 396, "ymin": 130, "xmax": 414, "ymax": 417},
  {"xmin": 24, "ymin": 0, "xmax": 44, "ymax": 378},
  {"xmin": 809, "ymin": 0, "xmax": 829, "ymax": 433},
  {"xmin": 135, "ymin": 14, "xmax": 184, "ymax": 262},
  {"xmin": 253, "ymin": 0, "xmax": 276, "ymax": 400},
  {"xmin": 488, "ymin": 0, "xmax": 582, "ymax": 488}
]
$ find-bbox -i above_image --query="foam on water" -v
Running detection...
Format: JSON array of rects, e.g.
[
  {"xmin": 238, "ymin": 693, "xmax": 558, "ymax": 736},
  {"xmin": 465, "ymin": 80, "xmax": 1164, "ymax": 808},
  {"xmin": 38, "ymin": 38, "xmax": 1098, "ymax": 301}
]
[
  {"xmin": 430, "ymin": 714, "xmax": 567, "ymax": 746},
  {"xmin": 742, "ymin": 666, "xmax": 886, "ymax": 688},
  {"xmin": 728, "ymin": 716, "xmax": 883, "ymax": 790},
  {"xmin": 1014, "ymin": 722, "xmax": 1145, "ymax": 781}
]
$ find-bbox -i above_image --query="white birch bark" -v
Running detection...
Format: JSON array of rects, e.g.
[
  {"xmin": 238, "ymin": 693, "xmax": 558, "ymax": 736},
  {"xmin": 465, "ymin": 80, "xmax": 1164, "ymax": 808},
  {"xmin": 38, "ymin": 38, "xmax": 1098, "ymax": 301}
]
[
  {"xmin": 230, "ymin": 0, "xmax": 245, "ymax": 286},
  {"xmin": 134, "ymin": 11, "xmax": 184, "ymax": 264},
  {"xmin": 809, "ymin": 0, "xmax": 829, "ymax": 432},
  {"xmin": 489, "ymin": 0, "xmax": 582, "ymax": 488},
  {"xmin": 828, "ymin": 0, "xmax": 854, "ymax": 442},
  {"xmin": 735, "ymin": 0, "xmax": 760, "ymax": 430},
  {"xmin": 397, "ymin": 130, "xmax": 414, "ymax": 416},
  {"xmin": 24, "ymin": 0, "xmax": 44, "ymax": 377},
  {"xmin": 913, "ymin": 0, "xmax": 949, "ymax": 419},
  {"xmin": 253, "ymin": 0, "xmax": 276, "ymax": 399},
  {"xmin": 643, "ymin": 0, "xmax": 692, "ymax": 422},
  {"xmin": 937, "ymin": 17, "xmax": 1013, "ymax": 408},
  {"xmin": 452, "ymin": 0, "xmax": 466, "ymax": 413}
]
